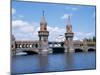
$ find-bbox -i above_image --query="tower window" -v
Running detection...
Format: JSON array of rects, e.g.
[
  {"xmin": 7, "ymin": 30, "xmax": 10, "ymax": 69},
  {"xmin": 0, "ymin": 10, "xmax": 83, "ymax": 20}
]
[{"xmin": 44, "ymin": 27, "xmax": 47, "ymax": 30}]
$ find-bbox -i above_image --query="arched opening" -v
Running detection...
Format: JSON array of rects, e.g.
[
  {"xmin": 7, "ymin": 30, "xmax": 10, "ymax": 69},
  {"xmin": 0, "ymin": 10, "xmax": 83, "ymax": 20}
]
[
  {"xmin": 23, "ymin": 51, "xmax": 38, "ymax": 55},
  {"xmin": 12, "ymin": 45, "xmax": 13, "ymax": 48},
  {"xmin": 53, "ymin": 47, "xmax": 65, "ymax": 54},
  {"xmin": 88, "ymin": 48, "xmax": 95, "ymax": 52},
  {"xmin": 75, "ymin": 49, "xmax": 83, "ymax": 52},
  {"xmin": 35, "ymin": 43, "xmax": 38, "ymax": 48},
  {"xmin": 60, "ymin": 42, "xmax": 64, "ymax": 47}
]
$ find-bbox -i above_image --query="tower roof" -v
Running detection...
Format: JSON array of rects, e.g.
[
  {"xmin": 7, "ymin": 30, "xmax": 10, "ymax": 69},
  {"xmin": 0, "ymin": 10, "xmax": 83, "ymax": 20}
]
[
  {"xmin": 40, "ymin": 11, "xmax": 47, "ymax": 25},
  {"xmin": 67, "ymin": 15, "xmax": 71, "ymax": 25},
  {"xmin": 12, "ymin": 34, "xmax": 15, "ymax": 41},
  {"xmin": 66, "ymin": 15, "xmax": 72, "ymax": 33}
]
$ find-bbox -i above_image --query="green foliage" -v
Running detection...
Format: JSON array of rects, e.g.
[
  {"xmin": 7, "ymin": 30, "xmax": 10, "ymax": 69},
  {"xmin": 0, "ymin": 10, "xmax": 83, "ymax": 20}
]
[{"xmin": 83, "ymin": 36, "xmax": 96, "ymax": 42}]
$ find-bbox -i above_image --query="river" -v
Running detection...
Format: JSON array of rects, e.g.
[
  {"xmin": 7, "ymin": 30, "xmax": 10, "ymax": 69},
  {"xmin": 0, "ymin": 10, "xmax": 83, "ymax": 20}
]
[{"xmin": 11, "ymin": 52, "xmax": 96, "ymax": 74}]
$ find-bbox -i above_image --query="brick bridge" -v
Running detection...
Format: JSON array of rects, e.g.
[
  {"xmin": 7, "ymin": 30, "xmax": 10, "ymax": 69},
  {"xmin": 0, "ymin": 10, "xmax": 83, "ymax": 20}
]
[
  {"xmin": 12, "ymin": 40, "xmax": 96, "ymax": 55},
  {"xmin": 11, "ymin": 13, "xmax": 96, "ymax": 55}
]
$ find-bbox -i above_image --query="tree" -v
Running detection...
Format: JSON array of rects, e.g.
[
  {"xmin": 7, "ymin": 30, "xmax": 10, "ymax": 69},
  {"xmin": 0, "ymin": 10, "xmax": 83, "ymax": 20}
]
[{"xmin": 93, "ymin": 36, "xmax": 96, "ymax": 42}]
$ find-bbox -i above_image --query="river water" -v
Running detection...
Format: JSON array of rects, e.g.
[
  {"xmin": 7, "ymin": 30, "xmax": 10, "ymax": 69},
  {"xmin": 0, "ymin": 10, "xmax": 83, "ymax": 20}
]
[{"xmin": 11, "ymin": 52, "xmax": 96, "ymax": 74}]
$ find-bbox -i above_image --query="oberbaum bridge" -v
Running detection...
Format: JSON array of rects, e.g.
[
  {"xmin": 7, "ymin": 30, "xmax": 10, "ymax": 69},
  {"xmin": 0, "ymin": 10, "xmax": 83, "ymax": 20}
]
[{"xmin": 11, "ymin": 12, "xmax": 96, "ymax": 56}]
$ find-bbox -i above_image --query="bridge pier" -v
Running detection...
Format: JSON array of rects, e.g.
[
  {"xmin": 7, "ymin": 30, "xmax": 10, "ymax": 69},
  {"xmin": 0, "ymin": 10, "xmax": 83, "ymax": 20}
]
[
  {"xmin": 64, "ymin": 47, "xmax": 74, "ymax": 53},
  {"xmin": 38, "ymin": 11, "xmax": 49, "ymax": 55},
  {"xmin": 64, "ymin": 15, "xmax": 74, "ymax": 53},
  {"xmin": 82, "ymin": 40, "xmax": 88, "ymax": 52},
  {"xmin": 38, "ymin": 42, "xmax": 49, "ymax": 55},
  {"xmin": 11, "ymin": 40, "xmax": 16, "ymax": 56},
  {"xmin": 12, "ymin": 49, "xmax": 16, "ymax": 56}
]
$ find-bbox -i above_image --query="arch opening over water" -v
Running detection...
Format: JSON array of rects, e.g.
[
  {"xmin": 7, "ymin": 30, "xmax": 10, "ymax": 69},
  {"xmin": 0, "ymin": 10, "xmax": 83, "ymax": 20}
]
[
  {"xmin": 88, "ymin": 48, "xmax": 95, "ymax": 52},
  {"xmin": 75, "ymin": 48, "xmax": 83, "ymax": 52},
  {"xmin": 23, "ymin": 51, "xmax": 38, "ymax": 55},
  {"xmin": 52, "ymin": 47, "xmax": 65, "ymax": 54}
]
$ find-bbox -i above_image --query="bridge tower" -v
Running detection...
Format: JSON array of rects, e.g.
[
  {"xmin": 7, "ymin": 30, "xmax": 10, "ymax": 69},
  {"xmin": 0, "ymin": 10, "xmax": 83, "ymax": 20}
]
[
  {"xmin": 64, "ymin": 15, "xmax": 74, "ymax": 52},
  {"xmin": 11, "ymin": 34, "xmax": 16, "ymax": 56},
  {"xmin": 38, "ymin": 11, "xmax": 49, "ymax": 54}
]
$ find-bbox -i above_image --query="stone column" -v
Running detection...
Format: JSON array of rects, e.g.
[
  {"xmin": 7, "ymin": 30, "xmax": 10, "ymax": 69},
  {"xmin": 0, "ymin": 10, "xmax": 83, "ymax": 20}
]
[
  {"xmin": 64, "ymin": 33, "xmax": 74, "ymax": 52},
  {"xmin": 11, "ymin": 41, "xmax": 16, "ymax": 56},
  {"xmin": 38, "ymin": 32, "xmax": 49, "ymax": 54}
]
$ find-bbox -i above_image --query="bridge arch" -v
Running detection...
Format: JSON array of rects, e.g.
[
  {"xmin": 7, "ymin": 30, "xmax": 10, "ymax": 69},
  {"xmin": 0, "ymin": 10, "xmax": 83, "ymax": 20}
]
[
  {"xmin": 15, "ymin": 48, "xmax": 38, "ymax": 55},
  {"xmin": 75, "ymin": 48, "xmax": 83, "ymax": 52},
  {"xmin": 35, "ymin": 43, "xmax": 38, "ymax": 48},
  {"xmin": 88, "ymin": 48, "xmax": 95, "ymax": 52},
  {"xmin": 23, "ymin": 50, "xmax": 38, "ymax": 55},
  {"xmin": 52, "ymin": 47, "xmax": 65, "ymax": 54}
]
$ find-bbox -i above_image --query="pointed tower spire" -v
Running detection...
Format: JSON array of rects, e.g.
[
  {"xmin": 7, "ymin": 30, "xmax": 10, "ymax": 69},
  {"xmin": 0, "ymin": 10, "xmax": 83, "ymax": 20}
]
[
  {"xmin": 43, "ymin": 10, "xmax": 44, "ymax": 17},
  {"xmin": 67, "ymin": 15, "xmax": 71, "ymax": 25},
  {"xmin": 12, "ymin": 34, "xmax": 15, "ymax": 41},
  {"xmin": 66, "ymin": 15, "xmax": 72, "ymax": 33},
  {"xmin": 40, "ymin": 10, "xmax": 47, "ymax": 25}
]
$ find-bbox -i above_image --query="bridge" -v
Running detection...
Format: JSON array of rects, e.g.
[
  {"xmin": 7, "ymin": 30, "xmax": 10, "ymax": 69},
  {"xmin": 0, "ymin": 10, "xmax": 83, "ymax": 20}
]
[
  {"xmin": 73, "ymin": 41, "xmax": 96, "ymax": 52},
  {"xmin": 11, "ymin": 13, "xmax": 96, "ymax": 55},
  {"xmin": 12, "ymin": 40, "xmax": 96, "ymax": 55}
]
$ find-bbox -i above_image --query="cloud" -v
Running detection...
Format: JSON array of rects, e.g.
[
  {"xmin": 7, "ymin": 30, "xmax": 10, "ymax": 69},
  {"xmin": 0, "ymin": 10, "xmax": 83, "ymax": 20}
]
[
  {"xmin": 61, "ymin": 7, "xmax": 78, "ymax": 20},
  {"xmin": 12, "ymin": 20, "xmax": 29, "ymax": 27},
  {"xmin": 61, "ymin": 14, "xmax": 69, "ymax": 19},
  {"xmin": 12, "ymin": 19, "xmax": 94, "ymax": 41},
  {"xmin": 12, "ymin": 19, "xmax": 66, "ymax": 41},
  {"xmin": 12, "ymin": 20, "xmax": 39, "ymax": 33},
  {"xmin": 47, "ymin": 26, "xmax": 65, "ymax": 41},
  {"xmin": 72, "ymin": 7, "xmax": 78, "ymax": 11},
  {"xmin": 18, "ymin": 15, "xmax": 24, "ymax": 18},
  {"xmin": 12, "ymin": 8, "xmax": 24, "ymax": 19},
  {"xmin": 74, "ymin": 32, "xmax": 95, "ymax": 41},
  {"xmin": 66, "ymin": 7, "xmax": 78, "ymax": 11},
  {"xmin": 61, "ymin": 13, "xmax": 72, "ymax": 19},
  {"xmin": 12, "ymin": 20, "xmax": 39, "ymax": 40},
  {"xmin": 12, "ymin": 8, "xmax": 16, "ymax": 15},
  {"xmin": 19, "ymin": 25, "xmax": 34, "ymax": 33}
]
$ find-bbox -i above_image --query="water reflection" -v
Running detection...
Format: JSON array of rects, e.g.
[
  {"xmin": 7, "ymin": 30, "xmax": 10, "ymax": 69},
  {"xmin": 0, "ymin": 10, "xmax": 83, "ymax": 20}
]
[
  {"xmin": 11, "ymin": 52, "xmax": 96, "ymax": 74},
  {"xmin": 38, "ymin": 54, "xmax": 48, "ymax": 72},
  {"xmin": 65, "ymin": 53, "xmax": 74, "ymax": 70}
]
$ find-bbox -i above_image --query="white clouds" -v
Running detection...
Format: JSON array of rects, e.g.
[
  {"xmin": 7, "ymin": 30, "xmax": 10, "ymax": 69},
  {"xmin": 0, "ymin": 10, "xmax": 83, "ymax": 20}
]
[
  {"xmin": 72, "ymin": 7, "xmax": 78, "ymax": 11},
  {"xmin": 12, "ymin": 19, "xmax": 94, "ymax": 41},
  {"xmin": 12, "ymin": 20, "xmax": 29, "ymax": 27},
  {"xmin": 85, "ymin": 32, "xmax": 94, "ymax": 37},
  {"xmin": 18, "ymin": 15, "xmax": 24, "ymax": 18},
  {"xmin": 74, "ymin": 32, "xmax": 95, "ymax": 41},
  {"xmin": 61, "ymin": 14, "xmax": 69, "ymax": 19},
  {"xmin": 75, "ymin": 32, "xmax": 94, "ymax": 37},
  {"xmin": 12, "ymin": 20, "xmax": 38, "ymax": 40},
  {"xmin": 12, "ymin": 20, "xmax": 37, "ymax": 33},
  {"xmin": 61, "ymin": 6, "xmax": 78, "ymax": 20},
  {"xmin": 12, "ymin": 20, "xmax": 66, "ymax": 41},
  {"xmin": 12, "ymin": 8, "xmax": 24, "ymax": 19},
  {"xmin": 66, "ymin": 7, "xmax": 78, "ymax": 11},
  {"xmin": 19, "ymin": 25, "xmax": 34, "ymax": 33},
  {"xmin": 47, "ymin": 26, "xmax": 65, "ymax": 41},
  {"xmin": 12, "ymin": 8, "xmax": 16, "ymax": 15},
  {"xmin": 61, "ymin": 13, "xmax": 72, "ymax": 19},
  {"xmin": 12, "ymin": 20, "xmax": 35, "ymax": 33}
]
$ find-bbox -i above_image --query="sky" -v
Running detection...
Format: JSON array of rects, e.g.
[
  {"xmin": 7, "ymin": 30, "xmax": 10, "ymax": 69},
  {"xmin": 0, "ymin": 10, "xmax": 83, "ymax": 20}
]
[{"xmin": 12, "ymin": 1, "xmax": 96, "ymax": 41}]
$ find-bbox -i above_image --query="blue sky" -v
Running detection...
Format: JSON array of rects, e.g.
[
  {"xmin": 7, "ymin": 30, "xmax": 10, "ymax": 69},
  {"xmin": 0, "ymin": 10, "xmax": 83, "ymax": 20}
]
[{"xmin": 12, "ymin": 1, "xmax": 96, "ymax": 41}]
